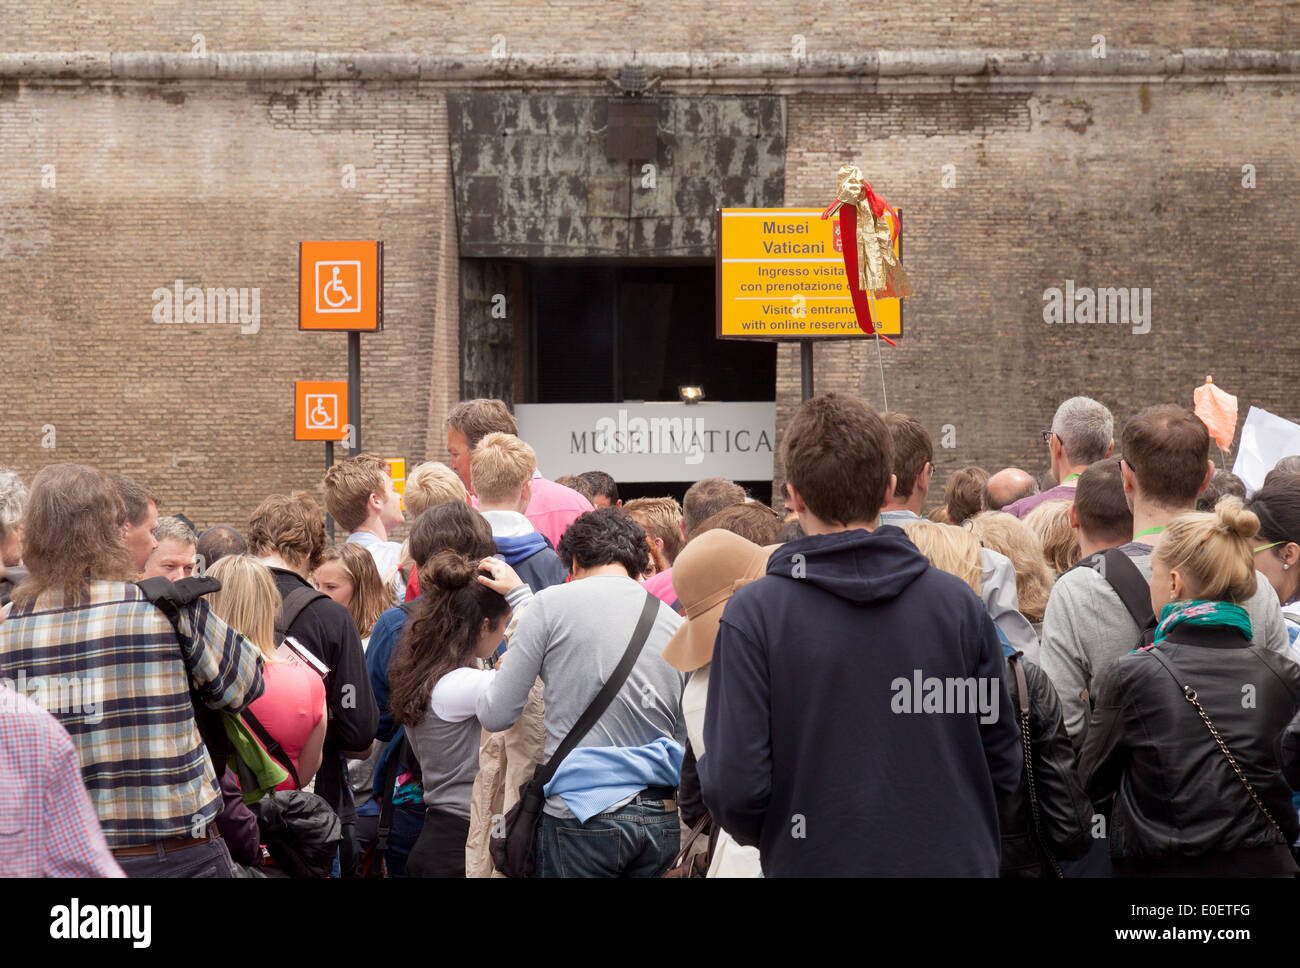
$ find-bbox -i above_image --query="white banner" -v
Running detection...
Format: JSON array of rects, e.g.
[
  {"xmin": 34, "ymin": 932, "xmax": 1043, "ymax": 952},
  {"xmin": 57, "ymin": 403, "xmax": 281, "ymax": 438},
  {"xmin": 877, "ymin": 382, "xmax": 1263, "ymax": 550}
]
[
  {"xmin": 1232, "ymin": 406, "xmax": 1300, "ymax": 494},
  {"xmin": 514, "ymin": 402, "xmax": 776, "ymax": 482}
]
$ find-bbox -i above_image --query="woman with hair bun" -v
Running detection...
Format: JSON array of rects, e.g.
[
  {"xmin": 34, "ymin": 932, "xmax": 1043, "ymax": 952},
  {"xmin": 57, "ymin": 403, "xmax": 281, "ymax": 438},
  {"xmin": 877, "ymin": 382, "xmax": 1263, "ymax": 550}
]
[
  {"xmin": 1080, "ymin": 498, "xmax": 1300, "ymax": 876},
  {"xmin": 387, "ymin": 549, "xmax": 528, "ymax": 877}
]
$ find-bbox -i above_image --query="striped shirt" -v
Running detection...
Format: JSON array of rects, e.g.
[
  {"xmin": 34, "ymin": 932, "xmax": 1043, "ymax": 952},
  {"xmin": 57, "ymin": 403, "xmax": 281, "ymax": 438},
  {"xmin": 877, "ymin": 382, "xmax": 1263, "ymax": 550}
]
[{"xmin": 0, "ymin": 580, "xmax": 263, "ymax": 849}]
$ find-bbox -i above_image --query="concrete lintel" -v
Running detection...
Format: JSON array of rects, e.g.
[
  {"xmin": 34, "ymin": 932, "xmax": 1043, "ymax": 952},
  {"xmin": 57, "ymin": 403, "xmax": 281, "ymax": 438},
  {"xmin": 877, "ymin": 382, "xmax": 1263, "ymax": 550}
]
[{"xmin": 1, "ymin": 49, "xmax": 1298, "ymax": 83}]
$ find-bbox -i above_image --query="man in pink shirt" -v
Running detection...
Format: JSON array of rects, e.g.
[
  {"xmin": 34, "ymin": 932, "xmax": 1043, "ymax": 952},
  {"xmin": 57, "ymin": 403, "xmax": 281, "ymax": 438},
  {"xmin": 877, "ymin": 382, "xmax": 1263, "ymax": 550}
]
[
  {"xmin": 1004, "ymin": 396, "xmax": 1115, "ymax": 519},
  {"xmin": 444, "ymin": 398, "xmax": 593, "ymax": 550}
]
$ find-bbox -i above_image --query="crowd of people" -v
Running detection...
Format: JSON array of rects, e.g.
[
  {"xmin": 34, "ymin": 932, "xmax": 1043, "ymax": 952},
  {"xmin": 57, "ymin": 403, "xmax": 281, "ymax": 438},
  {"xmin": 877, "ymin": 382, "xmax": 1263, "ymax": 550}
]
[{"xmin": 5, "ymin": 392, "xmax": 1300, "ymax": 878}]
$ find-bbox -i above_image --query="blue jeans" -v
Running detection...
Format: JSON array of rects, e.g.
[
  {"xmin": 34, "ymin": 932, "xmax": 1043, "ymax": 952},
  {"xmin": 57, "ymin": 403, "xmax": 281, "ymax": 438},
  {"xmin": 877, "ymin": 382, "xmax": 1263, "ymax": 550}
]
[
  {"xmin": 537, "ymin": 796, "xmax": 680, "ymax": 878},
  {"xmin": 384, "ymin": 803, "xmax": 427, "ymax": 878},
  {"xmin": 115, "ymin": 838, "xmax": 235, "ymax": 878}
]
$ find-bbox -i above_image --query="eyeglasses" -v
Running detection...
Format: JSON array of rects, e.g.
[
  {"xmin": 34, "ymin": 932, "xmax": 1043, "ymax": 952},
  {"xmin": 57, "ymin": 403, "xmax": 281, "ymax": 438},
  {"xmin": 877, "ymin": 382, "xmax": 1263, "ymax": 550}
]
[
  {"xmin": 1254, "ymin": 540, "xmax": 1284, "ymax": 554},
  {"xmin": 1041, "ymin": 431, "xmax": 1056, "ymax": 444}
]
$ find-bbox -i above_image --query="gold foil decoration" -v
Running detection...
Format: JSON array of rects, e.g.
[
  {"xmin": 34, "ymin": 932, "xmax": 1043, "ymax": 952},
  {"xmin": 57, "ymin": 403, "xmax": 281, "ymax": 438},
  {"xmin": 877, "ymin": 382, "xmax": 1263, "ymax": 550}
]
[{"xmin": 835, "ymin": 164, "xmax": 914, "ymax": 298}]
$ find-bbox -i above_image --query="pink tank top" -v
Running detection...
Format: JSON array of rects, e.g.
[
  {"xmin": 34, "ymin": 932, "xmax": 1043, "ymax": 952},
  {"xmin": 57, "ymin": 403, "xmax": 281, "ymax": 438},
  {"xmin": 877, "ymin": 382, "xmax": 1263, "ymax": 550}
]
[{"xmin": 247, "ymin": 659, "xmax": 326, "ymax": 791}]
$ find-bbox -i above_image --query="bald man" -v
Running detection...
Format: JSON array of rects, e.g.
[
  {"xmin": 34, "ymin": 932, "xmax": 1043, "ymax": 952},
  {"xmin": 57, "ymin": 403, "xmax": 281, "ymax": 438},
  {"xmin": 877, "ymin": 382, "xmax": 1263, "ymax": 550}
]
[{"xmin": 985, "ymin": 468, "xmax": 1038, "ymax": 511}]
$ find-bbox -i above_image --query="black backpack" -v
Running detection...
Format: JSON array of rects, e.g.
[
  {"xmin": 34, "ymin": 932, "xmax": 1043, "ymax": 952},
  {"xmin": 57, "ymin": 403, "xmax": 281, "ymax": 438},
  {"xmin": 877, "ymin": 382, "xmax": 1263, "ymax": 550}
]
[
  {"xmin": 249, "ymin": 789, "xmax": 343, "ymax": 878},
  {"xmin": 274, "ymin": 584, "xmax": 330, "ymax": 644}
]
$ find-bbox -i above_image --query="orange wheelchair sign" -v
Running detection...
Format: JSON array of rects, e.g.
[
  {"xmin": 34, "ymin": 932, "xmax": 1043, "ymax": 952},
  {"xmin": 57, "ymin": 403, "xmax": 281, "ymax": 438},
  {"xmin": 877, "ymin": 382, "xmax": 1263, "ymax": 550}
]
[
  {"xmin": 299, "ymin": 241, "xmax": 383, "ymax": 331},
  {"xmin": 295, "ymin": 381, "xmax": 349, "ymax": 440}
]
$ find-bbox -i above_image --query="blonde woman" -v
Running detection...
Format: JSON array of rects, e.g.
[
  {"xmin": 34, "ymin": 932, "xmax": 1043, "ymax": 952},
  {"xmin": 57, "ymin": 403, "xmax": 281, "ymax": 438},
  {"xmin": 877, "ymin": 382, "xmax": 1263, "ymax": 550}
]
[
  {"xmin": 398, "ymin": 461, "xmax": 470, "ymax": 601},
  {"xmin": 902, "ymin": 520, "xmax": 1091, "ymax": 878},
  {"xmin": 315, "ymin": 543, "xmax": 395, "ymax": 648},
  {"xmin": 1080, "ymin": 499, "xmax": 1300, "ymax": 877},
  {"xmin": 208, "ymin": 555, "xmax": 328, "ymax": 791},
  {"xmin": 1023, "ymin": 500, "xmax": 1081, "ymax": 578},
  {"xmin": 965, "ymin": 511, "xmax": 1053, "ymax": 627},
  {"xmin": 900, "ymin": 521, "xmax": 984, "ymax": 594}
]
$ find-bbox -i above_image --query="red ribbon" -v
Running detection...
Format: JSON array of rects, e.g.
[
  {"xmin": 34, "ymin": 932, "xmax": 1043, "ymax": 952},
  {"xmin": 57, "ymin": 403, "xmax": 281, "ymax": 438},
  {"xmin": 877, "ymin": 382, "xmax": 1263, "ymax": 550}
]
[{"xmin": 821, "ymin": 195, "xmax": 899, "ymax": 346}]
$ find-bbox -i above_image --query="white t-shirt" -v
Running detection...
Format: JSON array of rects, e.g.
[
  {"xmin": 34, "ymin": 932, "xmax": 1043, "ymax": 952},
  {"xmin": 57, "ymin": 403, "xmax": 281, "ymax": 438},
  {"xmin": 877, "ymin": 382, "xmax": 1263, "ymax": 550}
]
[{"xmin": 431, "ymin": 667, "xmax": 497, "ymax": 723}]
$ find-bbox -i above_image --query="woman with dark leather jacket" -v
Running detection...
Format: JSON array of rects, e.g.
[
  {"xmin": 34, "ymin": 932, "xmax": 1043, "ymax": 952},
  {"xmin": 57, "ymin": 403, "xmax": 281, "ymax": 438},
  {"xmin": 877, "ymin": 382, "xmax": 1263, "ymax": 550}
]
[
  {"xmin": 901, "ymin": 520, "xmax": 1092, "ymax": 876},
  {"xmin": 1080, "ymin": 499, "xmax": 1300, "ymax": 877}
]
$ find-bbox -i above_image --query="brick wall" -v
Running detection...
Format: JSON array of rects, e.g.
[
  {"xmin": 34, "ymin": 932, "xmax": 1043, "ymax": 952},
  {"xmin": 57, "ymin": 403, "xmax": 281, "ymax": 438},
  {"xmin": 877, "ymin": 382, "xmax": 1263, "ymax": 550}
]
[
  {"xmin": 778, "ymin": 83, "xmax": 1300, "ymax": 509},
  {"xmin": 0, "ymin": 80, "xmax": 459, "ymax": 529},
  {"xmin": 4, "ymin": 2, "xmax": 1296, "ymax": 52},
  {"xmin": 1, "ymin": 8, "xmax": 1298, "ymax": 526}
]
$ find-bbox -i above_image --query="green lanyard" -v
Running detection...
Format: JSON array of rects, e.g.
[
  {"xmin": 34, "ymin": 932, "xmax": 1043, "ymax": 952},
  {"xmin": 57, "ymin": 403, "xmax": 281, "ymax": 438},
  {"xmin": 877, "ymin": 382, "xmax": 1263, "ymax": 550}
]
[
  {"xmin": 1062, "ymin": 473, "xmax": 1080, "ymax": 483},
  {"xmin": 1134, "ymin": 525, "xmax": 1164, "ymax": 540}
]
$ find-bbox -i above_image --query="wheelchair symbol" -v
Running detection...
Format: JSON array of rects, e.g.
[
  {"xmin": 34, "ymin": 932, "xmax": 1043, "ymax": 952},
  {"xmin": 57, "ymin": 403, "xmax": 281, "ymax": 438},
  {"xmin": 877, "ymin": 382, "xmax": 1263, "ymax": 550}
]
[
  {"xmin": 315, "ymin": 261, "xmax": 361, "ymax": 313},
  {"xmin": 304, "ymin": 394, "xmax": 338, "ymax": 430},
  {"xmin": 323, "ymin": 267, "xmax": 350, "ymax": 307}
]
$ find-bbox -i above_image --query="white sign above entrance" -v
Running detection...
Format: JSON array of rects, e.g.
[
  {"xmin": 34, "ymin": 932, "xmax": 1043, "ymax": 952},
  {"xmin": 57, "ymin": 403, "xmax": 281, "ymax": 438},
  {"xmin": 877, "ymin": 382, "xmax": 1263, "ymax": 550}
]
[{"xmin": 514, "ymin": 402, "xmax": 776, "ymax": 482}]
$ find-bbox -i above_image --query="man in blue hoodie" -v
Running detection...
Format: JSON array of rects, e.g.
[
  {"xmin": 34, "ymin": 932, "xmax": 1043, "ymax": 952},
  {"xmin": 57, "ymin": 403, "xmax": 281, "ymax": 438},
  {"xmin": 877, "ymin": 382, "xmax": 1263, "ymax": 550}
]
[
  {"xmin": 471, "ymin": 432, "xmax": 569, "ymax": 592},
  {"xmin": 699, "ymin": 393, "xmax": 1022, "ymax": 876}
]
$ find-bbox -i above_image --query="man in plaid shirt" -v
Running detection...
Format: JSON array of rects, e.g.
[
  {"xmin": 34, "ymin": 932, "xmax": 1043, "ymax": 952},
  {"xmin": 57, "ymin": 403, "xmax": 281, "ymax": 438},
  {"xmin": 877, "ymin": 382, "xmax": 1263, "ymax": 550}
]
[{"xmin": 0, "ymin": 463, "xmax": 264, "ymax": 877}]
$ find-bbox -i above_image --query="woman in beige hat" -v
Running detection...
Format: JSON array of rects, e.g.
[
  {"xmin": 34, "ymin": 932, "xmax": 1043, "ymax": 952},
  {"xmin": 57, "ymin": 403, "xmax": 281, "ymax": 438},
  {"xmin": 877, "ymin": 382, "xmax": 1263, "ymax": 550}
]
[{"xmin": 665, "ymin": 528, "xmax": 779, "ymax": 877}]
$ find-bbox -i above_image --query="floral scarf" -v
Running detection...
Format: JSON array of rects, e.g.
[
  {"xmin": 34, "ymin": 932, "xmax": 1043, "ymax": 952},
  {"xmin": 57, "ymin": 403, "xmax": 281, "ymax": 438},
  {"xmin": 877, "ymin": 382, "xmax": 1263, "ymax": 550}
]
[{"xmin": 1151, "ymin": 599, "xmax": 1253, "ymax": 647}]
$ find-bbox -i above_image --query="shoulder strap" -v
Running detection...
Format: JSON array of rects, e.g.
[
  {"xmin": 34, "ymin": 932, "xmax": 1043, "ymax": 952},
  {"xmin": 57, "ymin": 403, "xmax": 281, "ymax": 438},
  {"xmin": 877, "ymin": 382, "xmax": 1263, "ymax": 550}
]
[
  {"xmin": 1088, "ymin": 548, "xmax": 1157, "ymax": 636},
  {"xmin": 1008, "ymin": 651, "xmax": 1063, "ymax": 877},
  {"xmin": 536, "ymin": 591, "xmax": 661, "ymax": 787},
  {"xmin": 1008, "ymin": 652, "xmax": 1030, "ymax": 717},
  {"xmin": 397, "ymin": 600, "xmax": 415, "ymax": 616},
  {"xmin": 242, "ymin": 706, "xmax": 302, "ymax": 789},
  {"xmin": 275, "ymin": 585, "xmax": 328, "ymax": 641}
]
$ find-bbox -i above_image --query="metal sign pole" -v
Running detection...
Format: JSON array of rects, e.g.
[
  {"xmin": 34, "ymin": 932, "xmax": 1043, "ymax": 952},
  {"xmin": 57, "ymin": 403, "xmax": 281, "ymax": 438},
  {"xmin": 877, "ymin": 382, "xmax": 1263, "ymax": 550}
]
[
  {"xmin": 801, "ymin": 340, "xmax": 814, "ymax": 402},
  {"xmin": 325, "ymin": 439, "xmax": 336, "ymax": 541},
  {"xmin": 348, "ymin": 331, "xmax": 362, "ymax": 454}
]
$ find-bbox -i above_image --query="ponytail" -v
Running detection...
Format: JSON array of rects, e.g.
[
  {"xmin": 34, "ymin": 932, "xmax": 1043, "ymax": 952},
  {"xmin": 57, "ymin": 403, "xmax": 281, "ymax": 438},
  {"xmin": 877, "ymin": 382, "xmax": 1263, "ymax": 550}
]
[{"xmin": 387, "ymin": 550, "xmax": 509, "ymax": 728}]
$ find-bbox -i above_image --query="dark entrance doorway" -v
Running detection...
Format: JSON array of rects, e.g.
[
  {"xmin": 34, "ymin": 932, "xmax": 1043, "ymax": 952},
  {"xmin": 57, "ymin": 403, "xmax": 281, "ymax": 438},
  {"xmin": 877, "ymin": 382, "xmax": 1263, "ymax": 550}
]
[{"xmin": 526, "ymin": 261, "xmax": 776, "ymax": 405}]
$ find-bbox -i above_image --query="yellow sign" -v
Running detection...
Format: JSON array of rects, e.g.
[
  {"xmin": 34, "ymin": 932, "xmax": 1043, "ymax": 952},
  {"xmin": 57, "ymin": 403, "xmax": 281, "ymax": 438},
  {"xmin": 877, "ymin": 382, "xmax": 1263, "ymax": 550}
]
[
  {"xmin": 716, "ymin": 209, "xmax": 902, "ymax": 340},
  {"xmin": 386, "ymin": 458, "xmax": 407, "ymax": 510}
]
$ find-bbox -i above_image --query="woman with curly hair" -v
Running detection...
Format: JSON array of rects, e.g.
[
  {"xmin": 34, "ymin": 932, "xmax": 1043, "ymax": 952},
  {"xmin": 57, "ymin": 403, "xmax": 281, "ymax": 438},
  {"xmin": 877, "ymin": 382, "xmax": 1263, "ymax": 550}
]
[
  {"xmin": 965, "ymin": 510, "xmax": 1054, "ymax": 630},
  {"xmin": 1024, "ymin": 499, "xmax": 1082, "ymax": 579},
  {"xmin": 387, "ymin": 549, "xmax": 526, "ymax": 878}
]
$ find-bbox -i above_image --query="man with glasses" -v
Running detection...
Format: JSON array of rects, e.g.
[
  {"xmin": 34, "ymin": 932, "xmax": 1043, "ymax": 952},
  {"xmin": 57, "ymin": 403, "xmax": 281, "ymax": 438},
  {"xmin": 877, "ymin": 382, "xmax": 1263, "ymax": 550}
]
[{"xmin": 1004, "ymin": 397, "xmax": 1115, "ymax": 519}]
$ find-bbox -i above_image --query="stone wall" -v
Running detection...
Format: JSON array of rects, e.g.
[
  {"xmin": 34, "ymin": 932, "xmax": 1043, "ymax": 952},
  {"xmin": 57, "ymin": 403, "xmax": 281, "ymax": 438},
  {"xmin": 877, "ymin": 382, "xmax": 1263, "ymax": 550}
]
[
  {"xmin": 778, "ymin": 81, "xmax": 1300, "ymax": 508},
  {"xmin": 6, "ymin": 2, "xmax": 1296, "ymax": 52},
  {"xmin": 0, "ymin": 79, "xmax": 459, "ymax": 528},
  {"xmin": 1, "ymin": 9, "xmax": 1298, "ymax": 523}
]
